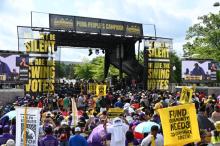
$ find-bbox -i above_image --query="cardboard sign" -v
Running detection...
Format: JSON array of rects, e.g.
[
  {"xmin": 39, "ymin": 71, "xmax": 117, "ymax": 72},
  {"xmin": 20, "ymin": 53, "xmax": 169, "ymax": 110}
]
[
  {"xmin": 108, "ymin": 108, "xmax": 124, "ymax": 118},
  {"xmin": 158, "ymin": 104, "xmax": 200, "ymax": 146},
  {"xmin": 96, "ymin": 85, "xmax": 106, "ymax": 97},
  {"xmin": 179, "ymin": 86, "xmax": 193, "ymax": 104}
]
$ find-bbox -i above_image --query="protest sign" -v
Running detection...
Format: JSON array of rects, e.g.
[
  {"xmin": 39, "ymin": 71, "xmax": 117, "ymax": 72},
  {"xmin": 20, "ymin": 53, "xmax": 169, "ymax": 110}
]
[
  {"xmin": 179, "ymin": 86, "xmax": 193, "ymax": 104},
  {"xmin": 158, "ymin": 104, "xmax": 200, "ymax": 146},
  {"xmin": 71, "ymin": 98, "xmax": 78, "ymax": 127},
  {"xmin": 16, "ymin": 107, "xmax": 41, "ymax": 146},
  {"xmin": 24, "ymin": 33, "xmax": 56, "ymax": 93},
  {"xmin": 96, "ymin": 85, "xmax": 107, "ymax": 97},
  {"xmin": 108, "ymin": 108, "xmax": 124, "ymax": 118},
  {"xmin": 88, "ymin": 83, "xmax": 97, "ymax": 94}
]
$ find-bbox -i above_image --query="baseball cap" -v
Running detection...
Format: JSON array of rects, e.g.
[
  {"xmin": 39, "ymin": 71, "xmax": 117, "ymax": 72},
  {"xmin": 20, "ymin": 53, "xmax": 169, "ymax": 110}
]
[
  {"xmin": 6, "ymin": 139, "xmax": 15, "ymax": 146},
  {"xmin": 75, "ymin": 127, "xmax": 81, "ymax": 132}
]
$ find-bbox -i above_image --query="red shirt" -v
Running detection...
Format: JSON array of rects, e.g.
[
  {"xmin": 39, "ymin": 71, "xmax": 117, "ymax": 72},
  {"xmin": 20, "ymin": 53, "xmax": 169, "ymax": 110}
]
[{"xmin": 38, "ymin": 101, "xmax": 43, "ymax": 108}]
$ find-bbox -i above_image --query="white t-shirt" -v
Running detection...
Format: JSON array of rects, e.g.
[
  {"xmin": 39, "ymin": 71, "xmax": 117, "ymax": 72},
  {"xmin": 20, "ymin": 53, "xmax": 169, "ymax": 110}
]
[
  {"xmin": 141, "ymin": 133, "xmax": 164, "ymax": 146},
  {"xmin": 107, "ymin": 123, "xmax": 129, "ymax": 146}
]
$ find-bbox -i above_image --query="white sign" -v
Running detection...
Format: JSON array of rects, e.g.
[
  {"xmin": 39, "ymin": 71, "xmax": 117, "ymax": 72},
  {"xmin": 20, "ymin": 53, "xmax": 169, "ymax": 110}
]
[{"xmin": 16, "ymin": 107, "xmax": 41, "ymax": 146}]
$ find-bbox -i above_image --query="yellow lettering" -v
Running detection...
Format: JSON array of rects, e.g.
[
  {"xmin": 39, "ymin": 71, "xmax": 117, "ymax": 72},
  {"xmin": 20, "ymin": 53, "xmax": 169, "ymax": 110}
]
[
  {"xmin": 39, "ymin": 40, "xmax": 45, "ymax": 52},
  {"xmin": 50, "ymin": 41, "xmax": 55, "ymax": 53},
  {"xmin": 50, "ymin": 34, "xmax": 55, "ymax": 40},
  {"xmin": 31, "ymin": 66, "xmax": 40, "ymax": 78},
  {"xmin": 50, "ymin": 67, "xmax": 55, "ymax": 79},
  {"xmin": 25, "ymin": 80, "xmax": 31, "ymax": 92},
  {"xmin": 38, "ymin": 80, "xmax": 42, "ymax": 92},
  {"xmin": 31, "ymin": 80, "xmax": 38, "ymax": 92},
  {"xmin": 25, "ymin": 42, "xmax": 31, "ymax": 52}
]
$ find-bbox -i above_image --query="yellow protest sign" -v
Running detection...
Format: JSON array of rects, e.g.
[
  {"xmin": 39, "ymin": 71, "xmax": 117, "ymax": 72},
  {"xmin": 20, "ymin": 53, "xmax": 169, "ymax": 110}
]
[
  {"xmin": 108, "ymin": 108, "xmax": 124, "ymax": 118},
  {"xmin": 88, "ymin": 83, "xmax": 97, "ymax": 94},
  {"xmin": 179, "ymin": 86, "xmax": 193, "ymax": 104},
  {"xmin": 96, "ymin": 85, "xmax": 106, "ymax": 97},
  {"xmin": 158, "ymin": 104, "xmax": 200, "ymax": 146}
]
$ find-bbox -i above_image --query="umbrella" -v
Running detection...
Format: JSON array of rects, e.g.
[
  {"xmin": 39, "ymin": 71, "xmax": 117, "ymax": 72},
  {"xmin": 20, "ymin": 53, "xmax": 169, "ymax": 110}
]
[
  {"xmin": 134, "ymin": 121, "xmax": 160, "ymax": 139},
  {"xmin": 1, "ymin": 110, "xmax": 16, "ymax": 120},
  {"xmin": 87, "ymin": 124, "xmax": 110, "ymax": 143}
]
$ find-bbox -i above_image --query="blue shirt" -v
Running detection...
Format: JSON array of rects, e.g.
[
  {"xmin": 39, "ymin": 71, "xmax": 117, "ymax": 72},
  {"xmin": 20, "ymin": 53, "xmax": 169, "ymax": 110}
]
[
  {"xmin": 69, "ymin": 134, "xmax": 88, "ymax": 146},
  {"xmin": 0, "ymin": 133, "xmax": 15, "ymax": 145},
  {"xmin": 39, "ymin": 135, "xmax": 59, "ymax": 146},
  {"xmin": 114, "ymin": 101, "xmax": 123, "ymax": 108}
]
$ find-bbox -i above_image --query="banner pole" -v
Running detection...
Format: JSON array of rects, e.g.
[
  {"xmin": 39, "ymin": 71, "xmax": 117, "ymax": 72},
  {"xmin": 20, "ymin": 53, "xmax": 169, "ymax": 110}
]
[{"xmin": 23, "ymin": 106, "xmax": 27, "ymax": 146}]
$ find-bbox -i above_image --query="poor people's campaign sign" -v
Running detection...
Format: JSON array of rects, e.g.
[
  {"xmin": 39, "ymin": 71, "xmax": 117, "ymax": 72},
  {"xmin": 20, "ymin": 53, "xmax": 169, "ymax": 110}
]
[{"xmin": 158, "ymin": 104, "xmax": 200, "ymax": 146}]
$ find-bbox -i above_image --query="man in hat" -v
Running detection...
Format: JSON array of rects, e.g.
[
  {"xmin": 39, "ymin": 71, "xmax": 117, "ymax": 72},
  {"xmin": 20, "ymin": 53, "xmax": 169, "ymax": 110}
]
[
  {"xmin": 68, "ymin": 127, "xmax": 88, "ymax": 146},
  {"xmin": 39, "ymin": 125, "xmax": 59, "ymax": 146}
]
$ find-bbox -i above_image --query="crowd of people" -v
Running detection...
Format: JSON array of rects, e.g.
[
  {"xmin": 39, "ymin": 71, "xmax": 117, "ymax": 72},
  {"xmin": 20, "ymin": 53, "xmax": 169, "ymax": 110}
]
[{"xmin": 0, "ymin": 82, "xmax": 220, "ymax": 146}]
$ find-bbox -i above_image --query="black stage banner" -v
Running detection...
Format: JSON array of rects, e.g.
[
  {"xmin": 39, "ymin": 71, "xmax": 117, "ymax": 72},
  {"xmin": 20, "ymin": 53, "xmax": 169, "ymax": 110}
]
[{"xmin": 49, "ymin": 14, "xmax": 143, "ymax": 37}]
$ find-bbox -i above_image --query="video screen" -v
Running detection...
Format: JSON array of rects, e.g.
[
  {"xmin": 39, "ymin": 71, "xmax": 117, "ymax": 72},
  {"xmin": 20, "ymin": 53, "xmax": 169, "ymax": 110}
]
[
  {"xmin": 0, "ymin": 53, "xmax": 29, "ymax": 82},
  {"xmin": 182, "ymin": 60, "xmax": 217, "ymax": 82}
]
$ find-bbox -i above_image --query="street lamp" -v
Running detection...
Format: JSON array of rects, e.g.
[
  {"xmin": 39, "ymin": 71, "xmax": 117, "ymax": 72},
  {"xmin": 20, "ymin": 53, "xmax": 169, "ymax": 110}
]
[{"xmin": 213, "ymin": 2, "xmax": 220, "ymax": 7}]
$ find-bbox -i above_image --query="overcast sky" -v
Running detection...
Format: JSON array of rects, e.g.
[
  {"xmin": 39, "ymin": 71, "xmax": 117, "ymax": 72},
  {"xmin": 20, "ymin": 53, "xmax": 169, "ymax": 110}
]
[{"xmin": 0, "ymin": 0, "xmax": 219, "ymax": 61}]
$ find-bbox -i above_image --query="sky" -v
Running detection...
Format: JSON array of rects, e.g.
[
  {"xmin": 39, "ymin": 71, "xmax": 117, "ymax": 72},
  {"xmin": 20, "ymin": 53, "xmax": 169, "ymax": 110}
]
[{"xmin": 0, "ymin": 0, "xmax": 219, "ymax": 62}]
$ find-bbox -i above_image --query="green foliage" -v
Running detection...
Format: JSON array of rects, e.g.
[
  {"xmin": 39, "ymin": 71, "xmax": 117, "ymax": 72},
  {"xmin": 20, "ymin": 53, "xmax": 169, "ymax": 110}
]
[
  {"xmin": 73, "ymin": 56, "xmax": 119, "ymax": 81},
  {"xmin": 55, "ymin": 62, "xmax": 76, "ymax": 79},
  {"xmin": 55, "ymin": 62, "xmax": 65, "ymax": 78},
  {"xmin": 170, "ymin": 52, "xmax": 181, "ymax": 83},
  {"xmin": 74, "ymin": 60, "xmax": 94, "ymax": 80},
  {"xmin": 183, "ymin": 12, "xmax": 220, "ymax": 60}
]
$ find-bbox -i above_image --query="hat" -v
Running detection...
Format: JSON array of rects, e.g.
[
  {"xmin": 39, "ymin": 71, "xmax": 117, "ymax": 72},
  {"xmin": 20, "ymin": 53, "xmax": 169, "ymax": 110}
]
[
  {"xmin": 75, "ymin": 127, "xmax": 81, "ymax": 132},
  {"xmin": 46, "ymin": 112, "xmax": 52, "ymax": 117},
  {"xmin": 6, "ymin": 139, "xmax": 15, "ymax": 146},
  {"xmin": 61, "ymin": 121, "xmax": 68, "ymax": 126}
]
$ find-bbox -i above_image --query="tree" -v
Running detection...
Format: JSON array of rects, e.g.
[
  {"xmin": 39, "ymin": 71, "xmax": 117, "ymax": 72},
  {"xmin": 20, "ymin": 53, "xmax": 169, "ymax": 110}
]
[
  {"xmin": 170, "ymin": 52, "xmax": 181, "ymax": 83},
  {"xmin": 90, "ymin": 56, "xmax": 119, "ymax": 81},
  {"xmin": 183, "ymin": 12, "xmax": 220, "ymax": 60},
  {"xmin": 73, "ymin": 56, "xmax": 119, "ymax": 81},
  {"xmin": 55, "ymin": 62, "xmax": 65, "ymax": 78},
  {"xmin": 74, "ymin": 59, "xmax": 94, "ymax": 80}
]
